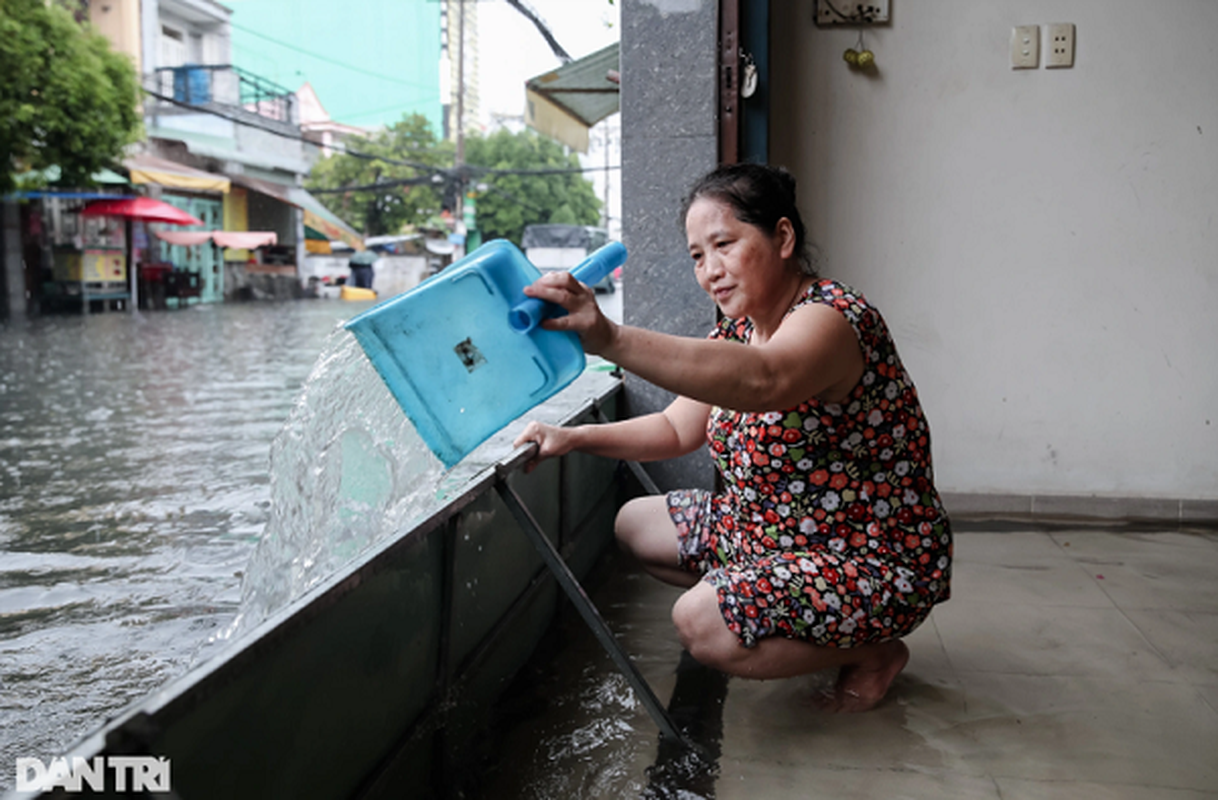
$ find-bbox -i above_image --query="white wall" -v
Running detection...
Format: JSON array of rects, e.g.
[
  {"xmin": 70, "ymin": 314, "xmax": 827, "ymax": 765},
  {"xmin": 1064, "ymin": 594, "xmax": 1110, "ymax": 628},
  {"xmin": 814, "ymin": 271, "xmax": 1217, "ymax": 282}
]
[{"xmin": 772, "ymin": 1, "xmax": 1218, "ymax": 502}]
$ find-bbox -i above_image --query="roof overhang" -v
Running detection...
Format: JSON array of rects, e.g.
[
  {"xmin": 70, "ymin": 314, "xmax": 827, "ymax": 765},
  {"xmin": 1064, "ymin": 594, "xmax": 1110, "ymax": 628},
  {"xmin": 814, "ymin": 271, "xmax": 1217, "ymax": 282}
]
[
  {"xmin": 125, "ymin": 154, "xmax": 231, "ymax": 194},
  {"xmin": 227, "ymin": 173, "xmax": 365, "ymax": 251},
  {"xmin": 525, "ymin": 42, "xmax": 620, "ymax": 153}
]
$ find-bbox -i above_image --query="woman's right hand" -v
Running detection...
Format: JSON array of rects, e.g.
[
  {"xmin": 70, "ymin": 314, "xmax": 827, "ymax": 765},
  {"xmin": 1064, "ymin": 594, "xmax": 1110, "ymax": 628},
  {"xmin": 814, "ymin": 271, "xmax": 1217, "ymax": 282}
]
[
  {"xmin": 520, "ymin": 270, "xmax": 618, "ymax": 355},
  {"xmin": 513, "ymin": 421, "xmax": 577, "ymax": 473}
]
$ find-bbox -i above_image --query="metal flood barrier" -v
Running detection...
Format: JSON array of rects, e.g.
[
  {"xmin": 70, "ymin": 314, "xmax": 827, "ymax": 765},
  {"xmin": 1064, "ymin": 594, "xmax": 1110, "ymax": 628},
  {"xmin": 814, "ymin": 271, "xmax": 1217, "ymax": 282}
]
[{"xmin": 21, "ymin": 382, "xmax": 646, "ymax": 799}]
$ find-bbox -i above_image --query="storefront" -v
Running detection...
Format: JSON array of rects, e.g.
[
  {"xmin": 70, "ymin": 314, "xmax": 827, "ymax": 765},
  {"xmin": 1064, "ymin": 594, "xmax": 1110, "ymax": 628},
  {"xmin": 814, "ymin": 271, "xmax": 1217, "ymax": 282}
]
[{"xmin": 154, "ymin": 193, "xmax": 224, "ymax": 304}]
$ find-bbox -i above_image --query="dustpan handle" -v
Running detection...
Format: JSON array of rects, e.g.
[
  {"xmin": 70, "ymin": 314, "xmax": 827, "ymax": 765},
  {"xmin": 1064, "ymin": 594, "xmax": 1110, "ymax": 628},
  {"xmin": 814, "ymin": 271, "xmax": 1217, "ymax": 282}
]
[{"xmin": 508, "ymin": 242, "xmax": 627, "ymax": 334}]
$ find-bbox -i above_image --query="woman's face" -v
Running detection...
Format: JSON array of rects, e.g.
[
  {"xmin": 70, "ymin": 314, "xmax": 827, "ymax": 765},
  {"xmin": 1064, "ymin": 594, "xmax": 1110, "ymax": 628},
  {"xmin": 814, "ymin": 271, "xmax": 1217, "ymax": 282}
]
[{"xmin": 686, "ymin": 196, "xmax": 795, "ymax": 320}]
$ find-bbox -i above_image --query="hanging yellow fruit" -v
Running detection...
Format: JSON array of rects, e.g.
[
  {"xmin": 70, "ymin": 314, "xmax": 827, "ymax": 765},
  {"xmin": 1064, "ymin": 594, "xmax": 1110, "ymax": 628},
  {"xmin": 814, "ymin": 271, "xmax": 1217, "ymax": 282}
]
[
  {"xmin": 843, "ymin": 48, "xmax": 860, "ymax": 66},
  {"xmin": 857, "ymin": 50, "xmax": 875, "ymax": 68}
]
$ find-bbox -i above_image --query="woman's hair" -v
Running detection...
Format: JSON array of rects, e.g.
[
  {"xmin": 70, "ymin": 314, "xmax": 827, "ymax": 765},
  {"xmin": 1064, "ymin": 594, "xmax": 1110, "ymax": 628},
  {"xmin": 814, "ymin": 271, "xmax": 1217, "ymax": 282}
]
[{"xmin": 680, "ymin": 163, "xmax": 818, "ymax": 276}]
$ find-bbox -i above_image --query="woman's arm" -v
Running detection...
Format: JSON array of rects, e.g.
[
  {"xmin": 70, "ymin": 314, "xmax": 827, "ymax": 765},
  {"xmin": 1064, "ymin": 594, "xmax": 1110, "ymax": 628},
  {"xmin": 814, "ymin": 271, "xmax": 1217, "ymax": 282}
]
[
  {"xmin": 524, "ymin": 273, "xmax": 864, "ymax": 412},
  {"xmin": 514, "ymin": 395, "xmax": 710, "ymax": 472}
]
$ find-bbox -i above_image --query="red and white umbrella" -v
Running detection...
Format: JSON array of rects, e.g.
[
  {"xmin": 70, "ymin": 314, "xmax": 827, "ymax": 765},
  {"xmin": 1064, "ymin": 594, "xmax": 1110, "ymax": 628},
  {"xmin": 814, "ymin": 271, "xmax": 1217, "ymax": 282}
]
[{"xmin": 80, "ymin": 196, "xmax": 204, "ymax": 226}]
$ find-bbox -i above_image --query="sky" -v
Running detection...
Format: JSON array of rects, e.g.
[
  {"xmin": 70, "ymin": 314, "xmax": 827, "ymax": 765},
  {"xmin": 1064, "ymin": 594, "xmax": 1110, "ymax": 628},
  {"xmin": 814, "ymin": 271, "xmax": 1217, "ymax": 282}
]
[
  {"xmin": 475, "ymin": 0, "xmax": 622, "ymax": 237},
  {"xmin": 225, "ymin": 0, "xmax": 618, "ymax": 135},
  {"xmin": 226, "ymin": 0, "xmax": 622, "ymax": 233},
  {"xmin": 475, "ymin": 0, "xmax": 620, "ymax": 126},
  {"xmin": 227, "ymin": 0, "xmax": 444, "ymax": 131}
]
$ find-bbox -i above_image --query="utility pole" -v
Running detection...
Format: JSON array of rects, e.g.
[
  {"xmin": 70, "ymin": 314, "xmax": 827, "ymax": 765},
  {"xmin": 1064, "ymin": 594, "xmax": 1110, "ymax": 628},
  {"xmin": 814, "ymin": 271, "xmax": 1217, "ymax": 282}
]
[
  {"xmin": 454, "ymin": 0, "xmax": 465, "ymax": 220},
  {"xmin": 603, "ymin": 122, "xmax": 611, "ymax": 232}
]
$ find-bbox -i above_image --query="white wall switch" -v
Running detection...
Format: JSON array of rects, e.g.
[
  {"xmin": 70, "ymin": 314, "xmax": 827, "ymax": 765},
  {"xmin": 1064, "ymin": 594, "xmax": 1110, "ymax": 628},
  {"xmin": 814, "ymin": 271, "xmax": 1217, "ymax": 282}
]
[
  {"xmin": 1045, "ymin": 23, "xmax": 1075, "ymax": 68},
  {"xmin": 1011, "ymin": 25, "xmax": 1040, "ymax": 69}
]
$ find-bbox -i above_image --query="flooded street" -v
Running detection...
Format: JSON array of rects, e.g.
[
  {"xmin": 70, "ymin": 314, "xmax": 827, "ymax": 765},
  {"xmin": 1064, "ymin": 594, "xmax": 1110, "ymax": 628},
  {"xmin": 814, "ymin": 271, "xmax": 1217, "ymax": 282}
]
[
  {"xmin": 2, "ymin": 287, "xmax": 1212, "ymax": 800},
  {"xmin": 0, "ymin": 300, "xmax": 372, "ymax": 788},
  {"xmin": 0, "ymin": 284, "xmax": 624, "ymax": 793}
]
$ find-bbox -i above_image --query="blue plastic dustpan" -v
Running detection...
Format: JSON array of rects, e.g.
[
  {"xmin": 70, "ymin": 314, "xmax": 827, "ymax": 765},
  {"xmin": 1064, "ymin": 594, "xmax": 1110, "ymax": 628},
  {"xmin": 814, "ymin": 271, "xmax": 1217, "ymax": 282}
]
[{"xmin": 344, "ymin": 239, "xmax": 626, "ymax": 468}]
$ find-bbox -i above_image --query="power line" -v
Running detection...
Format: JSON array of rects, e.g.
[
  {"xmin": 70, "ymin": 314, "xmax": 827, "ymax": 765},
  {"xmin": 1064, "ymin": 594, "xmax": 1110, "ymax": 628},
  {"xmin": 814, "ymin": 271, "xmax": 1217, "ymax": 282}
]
[
  {"xmin": 471, "ymin": 164, "xmax": 620, "ymax": 177},
  {"xmin": 340, "ymin": 98, "xmax": 443, "ymax": 122},
  {"xmin": 142, "ymin": 88, "xmax": 447, "ymax": 174},
  {"xmin": 503, "ymin": 0, "xmax": 572, "ymax": 63},
  {"xmin": 229, "ymin": 22, "xmax": 435, "ymax": 91},
  {"xmin": 140, "ymin": 89, "xmax": 616, "ymax": 193},
  {"xmin": 478, "ymin": 180, "xmax": 544, "ymax": 215},
  {"xmin": 308, "ymin": 163, "xmax": 620, "ymax": 195},
  {"xmin": 310, "ymin": 175, "xmax": 440, "ymax": 195}
]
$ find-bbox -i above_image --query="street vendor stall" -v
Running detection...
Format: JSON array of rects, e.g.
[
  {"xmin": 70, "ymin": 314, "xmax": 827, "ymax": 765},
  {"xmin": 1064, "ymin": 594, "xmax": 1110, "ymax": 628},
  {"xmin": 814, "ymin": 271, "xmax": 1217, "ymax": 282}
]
[
  {"xmin": 76, "ymin": 197, "xmax": 203, "ymax": 312},
  {"xmin": 143, "ymin": 229, "xmax": 279, "ymax": 308}
]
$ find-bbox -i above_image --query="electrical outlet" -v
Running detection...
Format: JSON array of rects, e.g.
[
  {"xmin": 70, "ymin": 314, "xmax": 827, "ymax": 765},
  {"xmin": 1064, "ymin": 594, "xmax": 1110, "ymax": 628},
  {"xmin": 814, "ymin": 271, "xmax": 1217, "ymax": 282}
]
[
  {"xmin": 1045, "ymin": 23, "xmax": 1075, "ymax": 68},
  {"xmin": 1010, "ymin": 25, "xmax": 1039, "ymax": 69}
]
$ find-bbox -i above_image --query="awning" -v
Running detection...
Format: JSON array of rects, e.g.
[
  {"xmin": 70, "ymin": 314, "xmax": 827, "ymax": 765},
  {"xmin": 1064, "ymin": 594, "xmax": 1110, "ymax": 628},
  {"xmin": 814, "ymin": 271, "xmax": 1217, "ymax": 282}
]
[
  {"xmin": 154, "ymin": 230, "xmax": 279, "ymax": 248},
  {"xmin": 228, "ymin": 173, "xmax": 364, "ymax": 251},
  {"xmin": 297, "ymin": 193, "xmax": 364, "ymax": 252},
  {"xmin": 214, "ymin": 231, "xmax": 278, "ymax": 249},
  {"xmin": 13, "ymin": 165, "xmax": 128, "ymax": 187},
  {"xmin": 155, "ymin": 230, "xmax": 213, "ymax": 246},
  {"xmin": 5, "ymin": 166, "xmax": 129, "ymax": 199},
  {"xmin": 525, "ymin": 42, "xmax": 620, "ymax": 153},
  {"xmin": 124, "ymin": 154, "xmax": 231, "ymax": 194}
]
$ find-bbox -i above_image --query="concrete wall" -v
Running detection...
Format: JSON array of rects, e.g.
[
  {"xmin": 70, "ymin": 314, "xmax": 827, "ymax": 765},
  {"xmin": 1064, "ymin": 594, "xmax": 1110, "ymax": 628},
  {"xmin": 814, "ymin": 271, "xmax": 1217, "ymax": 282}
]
[
  {"xmin": 2, "ymin": 201, "xmax": 24, "ymax": 319},
  {"xmin": 620, "ymin": 0, "xmax": 721, "ymax": 492},
  {"xmin": 770, "ymin": 1, "xmax": 1218, "ymax": 513},
  {"xmin": 89, "ymin": 0, "xmax": 141, "ymax": 72}
]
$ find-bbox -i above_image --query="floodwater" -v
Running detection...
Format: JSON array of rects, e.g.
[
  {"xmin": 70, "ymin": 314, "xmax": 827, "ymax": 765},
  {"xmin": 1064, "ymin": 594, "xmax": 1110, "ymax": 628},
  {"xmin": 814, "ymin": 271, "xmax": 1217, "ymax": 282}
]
[
  {"xmin": 461, "ymin": 548, "xmax": 731, "ymax": 800},
  {"xmin": 0, "ymin": 284, "xmax": 628, "ymax": 793},
  {"xmin": 0, "ymin": 300, "xmax": 376, "ymax": 790}
]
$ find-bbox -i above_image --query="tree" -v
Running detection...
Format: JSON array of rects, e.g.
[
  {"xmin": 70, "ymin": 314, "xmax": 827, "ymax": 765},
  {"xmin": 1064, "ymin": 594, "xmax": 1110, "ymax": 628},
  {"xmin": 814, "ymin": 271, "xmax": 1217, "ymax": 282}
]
[
  {"xmin": 307, "ymin": 123, "xmax": 601, "ymax": 245},
  {"xmin": 0, "ymin": 0, "xmax": 141, "ymax": 194},
  {"xmin": 305, "ymin": 114, "xmax": 451, "ymax": 236},
  {"xmin": 465, "ymin": 128, "xmax": 601, "ymax": 245}
]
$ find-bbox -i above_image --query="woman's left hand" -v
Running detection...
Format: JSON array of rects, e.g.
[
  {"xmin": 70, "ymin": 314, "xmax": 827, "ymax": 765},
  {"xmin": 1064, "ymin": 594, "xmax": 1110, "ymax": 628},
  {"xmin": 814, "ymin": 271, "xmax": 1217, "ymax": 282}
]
[
  {"xmin": 512, "ymin": 420, "xmax": 575, "ymax": 473},
  {"xmin": 522, "ymin": 271, "xmax": 618, "ymax": 354}
]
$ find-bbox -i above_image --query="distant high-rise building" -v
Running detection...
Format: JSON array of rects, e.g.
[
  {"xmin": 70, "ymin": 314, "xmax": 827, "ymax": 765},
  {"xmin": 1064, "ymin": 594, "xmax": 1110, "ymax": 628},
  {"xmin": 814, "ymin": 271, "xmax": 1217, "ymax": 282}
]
[{"xmin": 440, "ymin": 0, "xmax": 481, "ymax": 143}]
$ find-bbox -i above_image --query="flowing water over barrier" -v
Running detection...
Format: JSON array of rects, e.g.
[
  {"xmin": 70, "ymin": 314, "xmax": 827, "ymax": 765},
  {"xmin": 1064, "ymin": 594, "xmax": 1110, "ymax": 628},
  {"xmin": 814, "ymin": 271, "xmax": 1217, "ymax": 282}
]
[
  {"xmin": 0, "ymin": 303, "xmax": 361, "ymax": 789},
  {"xmin": 226, "ymin": 323, "xmax": 622, "ymax": 642},
  {"xmin": 226, "ymin": 328, "xmax": 445, "ymax": 639},
  {"xmin": 1, "ymin": 297, "xmax": 636, "ymax": 795}
]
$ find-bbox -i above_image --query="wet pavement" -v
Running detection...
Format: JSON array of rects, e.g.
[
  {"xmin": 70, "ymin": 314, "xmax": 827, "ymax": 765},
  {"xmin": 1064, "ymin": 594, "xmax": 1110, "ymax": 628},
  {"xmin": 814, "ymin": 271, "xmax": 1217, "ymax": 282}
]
[{"xmin": 474, "ymin": 525, "xmax": 1218, "ymax": 799}]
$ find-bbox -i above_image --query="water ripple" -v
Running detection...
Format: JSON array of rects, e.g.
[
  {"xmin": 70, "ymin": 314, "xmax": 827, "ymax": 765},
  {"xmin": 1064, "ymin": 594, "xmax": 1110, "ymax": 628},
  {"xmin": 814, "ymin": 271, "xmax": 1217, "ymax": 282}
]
[{"xmin": 0, "ymin": 302, "xmax": 357, "ymax": 788}]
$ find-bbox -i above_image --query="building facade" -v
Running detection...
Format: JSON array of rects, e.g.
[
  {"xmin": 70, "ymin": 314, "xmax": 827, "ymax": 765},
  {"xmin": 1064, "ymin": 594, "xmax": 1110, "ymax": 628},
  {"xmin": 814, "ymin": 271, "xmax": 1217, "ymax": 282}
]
[
  {"xmin": 440, "ymin": 0, "xmax": 481, "ymax": 144},
  {"xmin": 225, "ymin": 0, "xmax": 444, "ymax": 134},
  {"xmin": 619, "ymin": 0, "xmax": 1218, "ymax": 514}
]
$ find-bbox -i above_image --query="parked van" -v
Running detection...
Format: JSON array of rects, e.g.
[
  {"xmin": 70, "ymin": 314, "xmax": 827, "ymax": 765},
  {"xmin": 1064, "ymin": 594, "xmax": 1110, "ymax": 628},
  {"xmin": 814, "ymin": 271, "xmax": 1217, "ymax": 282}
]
[{"xmin": 521, "ymin": 224, "xmax": 618, "ymax": 293}]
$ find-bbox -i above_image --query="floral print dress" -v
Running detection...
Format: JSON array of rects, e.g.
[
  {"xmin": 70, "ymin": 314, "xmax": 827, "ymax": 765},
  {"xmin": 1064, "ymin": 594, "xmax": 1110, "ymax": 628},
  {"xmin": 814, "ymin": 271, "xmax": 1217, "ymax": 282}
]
[{"xmin": 667, "ymin": 279, "xmax": 952, "ymax": 649}]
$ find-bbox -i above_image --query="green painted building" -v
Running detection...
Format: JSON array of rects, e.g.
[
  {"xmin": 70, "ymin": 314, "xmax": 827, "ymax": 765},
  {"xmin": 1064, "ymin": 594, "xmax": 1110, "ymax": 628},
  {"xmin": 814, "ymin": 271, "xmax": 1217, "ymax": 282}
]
[{"xmin": 226, "ymin": 0, "xmax": 443, "ymax": 132}]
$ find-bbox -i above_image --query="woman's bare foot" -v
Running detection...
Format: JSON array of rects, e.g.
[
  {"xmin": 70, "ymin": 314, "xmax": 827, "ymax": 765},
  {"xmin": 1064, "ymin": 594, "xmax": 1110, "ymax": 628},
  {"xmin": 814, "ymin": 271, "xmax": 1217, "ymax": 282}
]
[{"xmin": 826, "ymin": 640, "xmax": 910, "ymax": 712}]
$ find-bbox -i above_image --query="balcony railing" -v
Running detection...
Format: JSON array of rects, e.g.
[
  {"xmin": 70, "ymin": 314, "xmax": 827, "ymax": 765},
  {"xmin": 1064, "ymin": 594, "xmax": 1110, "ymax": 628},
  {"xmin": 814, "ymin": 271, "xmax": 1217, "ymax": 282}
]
[{"xmin": 148, "ymin": 64, "xmax": 299, "ymax": 129}]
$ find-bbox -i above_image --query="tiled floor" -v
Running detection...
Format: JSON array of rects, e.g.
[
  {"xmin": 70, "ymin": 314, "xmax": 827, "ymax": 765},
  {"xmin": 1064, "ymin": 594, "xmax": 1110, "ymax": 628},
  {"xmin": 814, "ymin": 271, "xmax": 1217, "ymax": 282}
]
[
  {"xmin": 712, "ymin": 528, "xmax": 1218, "ymax": 799},
  {"xmin": 480, "ymin": 527, "xmax": 1218, "ymax": 798}
]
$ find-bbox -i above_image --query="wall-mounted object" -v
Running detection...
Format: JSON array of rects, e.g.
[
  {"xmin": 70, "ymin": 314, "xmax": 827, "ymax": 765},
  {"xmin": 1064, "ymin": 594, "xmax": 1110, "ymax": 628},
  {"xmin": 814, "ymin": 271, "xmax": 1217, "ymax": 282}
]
[
  {"xmin": 843, "ymin": 48, "xmax": 876, "ymax": 69},
  {"xmin": 741, "ymin": 51, "xmax": 759, "ymax": 99},
  {"xmin": 815, "ymin": 0, "xmax": 890, "ymax": 26},
  {"xmin": 1045, "ymin": 23, "xmax": 1075, "ymax": 68},
  {"xmin": 1011, "ymin": 25, "xmax": 1040, "ymax": 69},
  {"xmin": 843, "ymin": 30, "xmax": 878, "ymax": 72}
]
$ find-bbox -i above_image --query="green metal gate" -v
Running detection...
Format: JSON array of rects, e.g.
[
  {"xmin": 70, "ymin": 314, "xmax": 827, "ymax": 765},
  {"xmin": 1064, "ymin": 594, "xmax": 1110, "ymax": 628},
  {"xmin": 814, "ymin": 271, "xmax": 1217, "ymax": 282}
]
[{"xmin": 158, "ymin": 194, "xmax": 224, "ymax": 304}]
